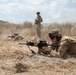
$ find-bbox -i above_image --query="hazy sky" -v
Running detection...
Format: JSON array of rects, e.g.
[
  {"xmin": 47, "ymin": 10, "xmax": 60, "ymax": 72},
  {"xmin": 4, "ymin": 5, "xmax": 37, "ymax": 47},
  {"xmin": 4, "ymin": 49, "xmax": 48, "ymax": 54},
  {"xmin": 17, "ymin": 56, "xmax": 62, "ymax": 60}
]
[{"xmin": 0, "ymin": 0, "xmax": 76, "ymax": 24}]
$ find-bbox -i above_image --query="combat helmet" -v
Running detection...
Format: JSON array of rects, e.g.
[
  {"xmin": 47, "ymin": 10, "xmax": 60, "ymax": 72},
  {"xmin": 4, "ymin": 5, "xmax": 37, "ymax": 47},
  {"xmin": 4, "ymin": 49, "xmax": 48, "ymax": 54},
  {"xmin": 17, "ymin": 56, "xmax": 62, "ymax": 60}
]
[{"xmin": 48, "ymin": 29, "xmax": 59, "ymax": 39}]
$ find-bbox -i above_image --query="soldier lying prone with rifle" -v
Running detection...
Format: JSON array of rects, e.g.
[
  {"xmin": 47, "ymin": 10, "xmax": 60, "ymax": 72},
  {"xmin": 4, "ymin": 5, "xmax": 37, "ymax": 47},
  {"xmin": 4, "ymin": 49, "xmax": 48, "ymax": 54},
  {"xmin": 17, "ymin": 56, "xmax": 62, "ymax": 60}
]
[{"xmin": 19, "ymin": 29, "xmax": 76, "ymax": 58}]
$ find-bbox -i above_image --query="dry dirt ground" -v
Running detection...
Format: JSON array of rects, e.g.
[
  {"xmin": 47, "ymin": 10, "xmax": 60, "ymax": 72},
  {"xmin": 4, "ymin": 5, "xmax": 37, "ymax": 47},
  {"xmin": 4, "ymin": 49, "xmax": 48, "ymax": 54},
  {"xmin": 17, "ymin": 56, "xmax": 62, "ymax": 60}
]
[{"xmin": 0, "ymin": 36, "xmax": 76, "ymax": 75}]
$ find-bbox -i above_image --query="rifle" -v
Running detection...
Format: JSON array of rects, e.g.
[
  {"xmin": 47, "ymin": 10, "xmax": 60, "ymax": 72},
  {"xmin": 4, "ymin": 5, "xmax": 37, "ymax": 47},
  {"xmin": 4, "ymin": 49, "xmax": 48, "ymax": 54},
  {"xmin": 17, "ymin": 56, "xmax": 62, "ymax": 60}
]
[{"xmin": 19, "ymin": 40, "xmax": 59, "ymax": 54}]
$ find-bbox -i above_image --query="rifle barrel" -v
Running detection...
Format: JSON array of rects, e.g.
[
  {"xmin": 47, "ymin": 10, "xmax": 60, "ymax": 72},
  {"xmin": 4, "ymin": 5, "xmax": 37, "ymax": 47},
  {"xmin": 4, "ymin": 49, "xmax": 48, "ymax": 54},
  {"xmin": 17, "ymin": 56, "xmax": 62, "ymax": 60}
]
[
  {"xmin": 19, "ymin": 43, "xmax": 26, "ymax": 45},
  {"xmin": 47, "ymin": 44, "xmax": 59, "ymax": 47}
]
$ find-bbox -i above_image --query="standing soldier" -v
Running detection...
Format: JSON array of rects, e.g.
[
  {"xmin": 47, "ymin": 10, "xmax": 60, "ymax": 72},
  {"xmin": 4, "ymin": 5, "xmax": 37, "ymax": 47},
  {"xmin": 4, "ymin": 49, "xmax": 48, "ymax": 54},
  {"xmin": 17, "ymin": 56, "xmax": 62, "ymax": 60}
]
[{"xmin": 35, "ymin": 12, "xmax": 43, "ymax": 39}]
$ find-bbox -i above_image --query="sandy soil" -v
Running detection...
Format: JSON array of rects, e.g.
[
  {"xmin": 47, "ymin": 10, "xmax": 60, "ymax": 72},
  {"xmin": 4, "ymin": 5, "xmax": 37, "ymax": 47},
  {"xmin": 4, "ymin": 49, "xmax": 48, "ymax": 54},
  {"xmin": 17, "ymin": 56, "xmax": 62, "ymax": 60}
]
[{"xmin": 0, "ymin": 37, "xmax": 76, "ymax": 75}]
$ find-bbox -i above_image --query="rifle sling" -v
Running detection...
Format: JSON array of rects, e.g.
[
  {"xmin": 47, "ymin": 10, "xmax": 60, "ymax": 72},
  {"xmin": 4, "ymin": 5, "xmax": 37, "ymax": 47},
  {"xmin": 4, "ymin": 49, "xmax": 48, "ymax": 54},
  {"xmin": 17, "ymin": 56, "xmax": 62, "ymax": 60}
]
[{"xmin": 27, "ymin": 45, "xmax": 36, "ymax": 54}]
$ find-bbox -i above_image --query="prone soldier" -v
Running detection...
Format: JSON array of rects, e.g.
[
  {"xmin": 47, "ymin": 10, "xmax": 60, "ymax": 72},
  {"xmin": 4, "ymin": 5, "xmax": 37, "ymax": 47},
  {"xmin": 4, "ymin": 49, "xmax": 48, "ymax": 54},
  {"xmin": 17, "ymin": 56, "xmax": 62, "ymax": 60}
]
[
  {"xmin": 48, "ymin": 29, "xmax": 76, "ymax": 58},
  {"xmin": 26, "ymin": 29, "xmax": 76, "ymax": 58},
  {"xmin": 7, "ymin": 33, "xmax": 23, "ymax": 41},
  {"xmin": 19, "ymin": 29, "xmax": 76, "ymax": 58}
]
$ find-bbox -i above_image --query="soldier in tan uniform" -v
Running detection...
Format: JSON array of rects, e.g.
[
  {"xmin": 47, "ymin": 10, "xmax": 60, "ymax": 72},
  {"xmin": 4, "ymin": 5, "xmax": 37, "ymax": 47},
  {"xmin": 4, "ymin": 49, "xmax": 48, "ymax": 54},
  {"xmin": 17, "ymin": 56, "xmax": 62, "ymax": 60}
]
[
  {"xmin": 48, "ymin": 29, "xmax": 76, "ymax": 58},
  {"xmin": 35, "ymin": 12, "xmax": 43, "ymax": 39},
  {"xmin": 27, "ymin": 29, "xmax": 76, "ymax": 58}
]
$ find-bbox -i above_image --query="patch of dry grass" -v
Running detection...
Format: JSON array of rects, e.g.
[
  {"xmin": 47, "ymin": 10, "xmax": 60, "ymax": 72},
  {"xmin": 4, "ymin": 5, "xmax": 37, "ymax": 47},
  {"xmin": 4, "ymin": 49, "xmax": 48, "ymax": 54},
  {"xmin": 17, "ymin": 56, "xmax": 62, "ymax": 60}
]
[{"xmin": 0, "ymin": 21, "xmax": 76, "ymax": 41}]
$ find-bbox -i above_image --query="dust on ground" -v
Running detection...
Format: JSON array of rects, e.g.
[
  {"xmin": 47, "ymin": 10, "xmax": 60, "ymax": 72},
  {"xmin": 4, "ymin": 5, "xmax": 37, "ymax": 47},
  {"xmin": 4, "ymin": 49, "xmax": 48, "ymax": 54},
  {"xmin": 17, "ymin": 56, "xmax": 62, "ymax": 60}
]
[{"xmin": 0, "ymin": 36, "xmax": 76, "ymax": 75}]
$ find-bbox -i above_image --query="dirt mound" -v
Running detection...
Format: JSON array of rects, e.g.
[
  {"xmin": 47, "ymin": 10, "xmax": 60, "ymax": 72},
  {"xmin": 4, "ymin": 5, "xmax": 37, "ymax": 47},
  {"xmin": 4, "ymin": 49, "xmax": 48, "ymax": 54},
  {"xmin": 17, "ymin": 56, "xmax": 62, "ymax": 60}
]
[{"xmin": 0, "ymin": 39, "xmax": 76, "ymax": 75}]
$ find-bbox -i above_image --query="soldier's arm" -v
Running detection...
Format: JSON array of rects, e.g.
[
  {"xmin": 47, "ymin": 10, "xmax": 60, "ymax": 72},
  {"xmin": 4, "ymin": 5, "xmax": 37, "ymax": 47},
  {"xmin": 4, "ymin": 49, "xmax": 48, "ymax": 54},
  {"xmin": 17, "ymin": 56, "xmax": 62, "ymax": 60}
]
[
  {"xmin": 40, "ymin": 16, "xmax": 43, "ymax": 22},
  {"xmin": 36, "ymin": 16, "xmax": 43, "ymax": 22},
  {"xmin": 35, "ymin": 17, "xmax": 39, "ymax": 24},
  {"xmin": 39, "ymin": 16, "xmax": 43, "ymax": 22}
]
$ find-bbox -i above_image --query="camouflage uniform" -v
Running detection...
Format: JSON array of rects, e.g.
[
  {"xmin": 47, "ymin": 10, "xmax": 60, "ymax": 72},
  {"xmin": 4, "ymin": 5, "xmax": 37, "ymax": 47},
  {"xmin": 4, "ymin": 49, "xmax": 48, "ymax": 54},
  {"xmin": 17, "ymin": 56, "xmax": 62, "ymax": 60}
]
[
  {"xmin": 57, "ymin": 36, "xmax": 76, "ymax": 57},
  {"xmin": 49, "ymin": 29, "xmax": 76, "ymax": 57},
  {"xmin": 35, "ymin": 12, "xmax": 43, "ymax": 38}
]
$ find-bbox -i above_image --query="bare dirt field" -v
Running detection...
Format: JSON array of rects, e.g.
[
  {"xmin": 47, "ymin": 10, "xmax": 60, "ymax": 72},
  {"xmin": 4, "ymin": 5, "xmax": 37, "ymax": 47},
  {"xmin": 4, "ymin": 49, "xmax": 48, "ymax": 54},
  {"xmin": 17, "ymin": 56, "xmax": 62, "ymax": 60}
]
[{"xmin": 0, "ymin": 36, "xmax": 76, "ymax": 75}]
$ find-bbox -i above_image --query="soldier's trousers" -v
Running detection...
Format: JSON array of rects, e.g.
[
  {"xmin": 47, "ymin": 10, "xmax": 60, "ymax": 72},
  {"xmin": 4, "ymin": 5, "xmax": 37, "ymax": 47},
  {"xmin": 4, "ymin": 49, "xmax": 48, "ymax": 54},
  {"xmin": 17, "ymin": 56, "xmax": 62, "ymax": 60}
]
[{"xmin": 35, "ymin": 24, "xmax": 41, "ymax": 38}]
